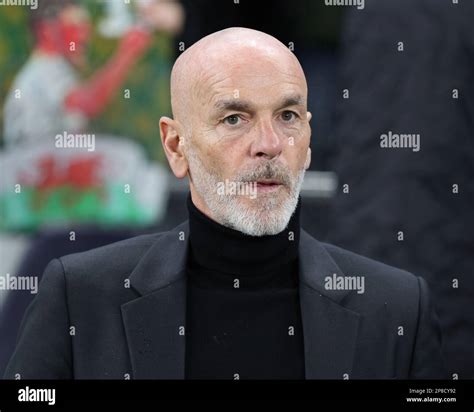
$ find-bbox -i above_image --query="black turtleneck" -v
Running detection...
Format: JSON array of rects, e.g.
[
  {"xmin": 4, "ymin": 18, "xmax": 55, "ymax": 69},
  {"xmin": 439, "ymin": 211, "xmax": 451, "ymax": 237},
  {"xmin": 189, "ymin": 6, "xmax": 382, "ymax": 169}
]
[{"xmin": 185, "ymin": 195, "xmax": 305, "ymax": 379}]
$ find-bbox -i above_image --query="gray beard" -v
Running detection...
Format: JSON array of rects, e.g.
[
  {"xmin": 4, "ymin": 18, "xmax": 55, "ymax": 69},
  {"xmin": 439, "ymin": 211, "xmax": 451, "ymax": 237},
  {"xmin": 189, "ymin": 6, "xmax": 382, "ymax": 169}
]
[{"xmin": 185, "ymin": 145, "xmax": 305, "ymax": 236}]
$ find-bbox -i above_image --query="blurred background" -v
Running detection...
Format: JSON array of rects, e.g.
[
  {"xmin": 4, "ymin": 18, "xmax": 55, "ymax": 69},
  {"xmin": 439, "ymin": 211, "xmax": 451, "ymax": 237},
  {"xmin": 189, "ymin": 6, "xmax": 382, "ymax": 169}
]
[{"xmin": 0, "ymin": 0, "xmax": 473, "ymax": 378}]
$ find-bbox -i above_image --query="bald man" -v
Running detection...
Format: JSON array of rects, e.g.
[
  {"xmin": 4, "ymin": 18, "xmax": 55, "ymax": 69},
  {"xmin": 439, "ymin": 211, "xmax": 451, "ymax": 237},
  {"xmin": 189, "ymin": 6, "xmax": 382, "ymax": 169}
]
[{"xmin": 4, "ymin": 28, "xmax": 445, "ymax": 380}]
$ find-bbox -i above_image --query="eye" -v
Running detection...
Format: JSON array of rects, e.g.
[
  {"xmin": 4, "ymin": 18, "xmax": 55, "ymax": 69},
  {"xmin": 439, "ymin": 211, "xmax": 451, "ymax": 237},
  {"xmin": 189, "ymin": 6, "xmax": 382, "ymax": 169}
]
[
  {"xmin": 281, "ymin": 111, "xmax": 298, "ymax": 122},
  {"xmin": 223, "ymin": 114, "xmax": 241, "ymax": 126}
]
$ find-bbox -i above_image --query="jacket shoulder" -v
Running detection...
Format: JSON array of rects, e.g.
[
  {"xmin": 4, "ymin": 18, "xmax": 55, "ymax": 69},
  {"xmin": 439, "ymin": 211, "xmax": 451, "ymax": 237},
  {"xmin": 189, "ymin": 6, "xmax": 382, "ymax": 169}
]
[
  {"xmin": 57, "ymin": 231, "xmax": 166, "ymax": 288},
  {"xmin": 322, "ymin": 241, "xmax": 417, "ymax": 284},
  {"xmin": 319, "ymin": 241, "xmax": 422, "ymax": 310}
]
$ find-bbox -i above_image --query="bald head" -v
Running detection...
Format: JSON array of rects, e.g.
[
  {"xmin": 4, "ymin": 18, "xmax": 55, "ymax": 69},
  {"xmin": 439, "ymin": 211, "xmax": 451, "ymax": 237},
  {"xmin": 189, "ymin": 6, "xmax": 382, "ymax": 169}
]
[
  {"xmin": 170, "ymin": 27, "xmax": 307, "ymax": 126},
  {"xmin": 160, "ymin": 27, "xmax": 312, "ymax": 235}
]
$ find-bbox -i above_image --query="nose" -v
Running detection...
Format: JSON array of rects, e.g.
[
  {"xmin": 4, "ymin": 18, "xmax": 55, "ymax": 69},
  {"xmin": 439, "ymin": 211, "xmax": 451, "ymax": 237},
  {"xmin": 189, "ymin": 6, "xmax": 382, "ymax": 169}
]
[{"xmin": 250, "ymin": 118, "xmax": 283, "ymax": 160}]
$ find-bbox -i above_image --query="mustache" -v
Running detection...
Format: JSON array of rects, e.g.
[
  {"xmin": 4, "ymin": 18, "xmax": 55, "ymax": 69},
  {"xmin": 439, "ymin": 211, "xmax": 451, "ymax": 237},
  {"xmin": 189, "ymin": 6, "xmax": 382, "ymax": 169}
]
[{"xmin": 236, "ymin": 161, "xmax": 293, "ymax": 187}]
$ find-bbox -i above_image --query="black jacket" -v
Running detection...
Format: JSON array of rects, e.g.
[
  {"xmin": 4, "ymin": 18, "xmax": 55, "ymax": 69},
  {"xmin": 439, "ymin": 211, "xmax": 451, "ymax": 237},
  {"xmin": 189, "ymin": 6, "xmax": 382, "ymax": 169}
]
[{"xmin": 4, "ymin": 221, "xmax": 445, "ymax": 379}]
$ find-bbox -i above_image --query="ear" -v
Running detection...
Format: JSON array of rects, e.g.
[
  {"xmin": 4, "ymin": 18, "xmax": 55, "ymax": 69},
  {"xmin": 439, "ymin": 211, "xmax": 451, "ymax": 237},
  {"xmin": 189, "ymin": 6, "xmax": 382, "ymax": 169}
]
[
  {"xmin": 304, "ymin": 147, "xmax": 311, "ymax": 170},
  {"xmin": 159, "ymin": 116, "xmax": 188, "ymax": 179}
]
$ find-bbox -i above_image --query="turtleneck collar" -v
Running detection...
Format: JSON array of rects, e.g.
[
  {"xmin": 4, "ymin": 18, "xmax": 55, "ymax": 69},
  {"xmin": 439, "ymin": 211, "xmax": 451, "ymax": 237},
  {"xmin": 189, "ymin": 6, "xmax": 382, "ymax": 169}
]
[{"xmin": 187, "ymin": 193, "xmax": 301, "ymax": 280}]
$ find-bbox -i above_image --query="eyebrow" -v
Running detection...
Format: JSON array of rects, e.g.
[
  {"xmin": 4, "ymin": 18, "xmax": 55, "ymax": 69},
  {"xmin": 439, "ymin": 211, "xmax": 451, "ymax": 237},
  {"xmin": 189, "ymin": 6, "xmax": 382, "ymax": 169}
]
[
  {"xmin": 212, "ymin": 94, "xmax": 306, "ymax": 116},
  {"xmin": 278, "ymin": 94, "xmax": 305, "ymax": 109},
  {"xmin": 213, "ymin": 99, "xmax": 254, "ymax": 113}
]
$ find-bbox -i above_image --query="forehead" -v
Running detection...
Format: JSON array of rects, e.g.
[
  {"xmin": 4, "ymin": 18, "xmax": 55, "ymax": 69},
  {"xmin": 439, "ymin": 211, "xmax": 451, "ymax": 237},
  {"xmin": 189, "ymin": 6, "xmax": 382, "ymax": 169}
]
[{"xmin": 196, "ymin": 52, "xmax": 307, "ymax": 110}]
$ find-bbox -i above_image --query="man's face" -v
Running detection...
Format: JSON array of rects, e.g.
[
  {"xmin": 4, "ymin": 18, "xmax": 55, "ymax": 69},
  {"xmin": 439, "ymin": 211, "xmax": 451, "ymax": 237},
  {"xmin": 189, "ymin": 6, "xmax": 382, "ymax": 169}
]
[
  {"xmin": 58, "ymin": 5, "xmax": 91, "ymax": 66},
  {"xmin": 183, "ymin": 48, "xmax": 311, "ymax": 236}
]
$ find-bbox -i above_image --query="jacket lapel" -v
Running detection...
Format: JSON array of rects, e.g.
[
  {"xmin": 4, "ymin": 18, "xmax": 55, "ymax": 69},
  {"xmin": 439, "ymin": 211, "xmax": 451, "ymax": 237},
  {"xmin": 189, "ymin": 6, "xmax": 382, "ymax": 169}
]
[
  {"xmin": 121, "ymin": 222, "xmax": 189, "ymax": 379},
  {"xmin": 299, "ymin": 230, "xmax": 361, "ymax": 379},
  {"xmin": 120, "ymin": 222, "xmax": 360, "ymax": 380}
]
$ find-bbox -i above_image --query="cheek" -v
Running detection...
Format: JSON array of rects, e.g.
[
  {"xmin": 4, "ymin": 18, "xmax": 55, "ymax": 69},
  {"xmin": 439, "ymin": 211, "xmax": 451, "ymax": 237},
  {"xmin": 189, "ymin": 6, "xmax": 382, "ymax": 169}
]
[
  {"xmin": 190, "ymin": 138, "xmax": 227, "ymax": 179},
  {"xmin": 198, "ymin": 129, "xmax": 244, "ymax": 179},
  {"xmin": 284, "ymin": 134, "xmax": 310, "ymax": 170},
  {"xmin": 205, "ymin": 149, "xmax": 231, "ymax": 179},
  {"xmin": 214, "ymin": 122, "xmax": 253, "ymax": 141}
]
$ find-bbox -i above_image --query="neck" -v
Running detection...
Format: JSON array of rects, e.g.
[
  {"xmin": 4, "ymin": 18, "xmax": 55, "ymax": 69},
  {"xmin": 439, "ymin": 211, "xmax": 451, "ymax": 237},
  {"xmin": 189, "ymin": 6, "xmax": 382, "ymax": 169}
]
[{"xmin": 187, "ymin": 194, "xmax": 301, "ymax": 278}]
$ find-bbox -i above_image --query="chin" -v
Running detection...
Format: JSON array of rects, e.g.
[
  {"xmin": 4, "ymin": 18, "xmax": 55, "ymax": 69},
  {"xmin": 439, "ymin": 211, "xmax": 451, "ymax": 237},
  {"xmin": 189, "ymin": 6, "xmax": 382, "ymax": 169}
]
[
  {"xmin": 223, "ymin": 198, "xmax": 295, "ymax": 236},
  {"xmin": 245, "ymin": 190, "xmax": 290, "ymax": 211}
]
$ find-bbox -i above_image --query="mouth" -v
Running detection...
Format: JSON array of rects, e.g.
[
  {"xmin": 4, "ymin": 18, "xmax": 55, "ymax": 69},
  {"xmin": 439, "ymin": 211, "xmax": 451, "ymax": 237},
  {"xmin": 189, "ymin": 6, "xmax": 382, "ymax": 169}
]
[{"xmin": 255, "ymin": 179, "xmax": 283, "ymax": 192}]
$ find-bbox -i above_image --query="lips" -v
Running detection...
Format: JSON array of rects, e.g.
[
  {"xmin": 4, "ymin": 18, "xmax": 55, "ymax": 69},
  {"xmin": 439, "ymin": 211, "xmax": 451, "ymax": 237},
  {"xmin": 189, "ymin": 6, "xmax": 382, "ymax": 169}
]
[
  {"xmin": 255, "ymin": 180, "xmax": 283, "ymax": 193},
  {"xmin": 256, "ymin": 180, "xmax": 281, "ymax": 186}
]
